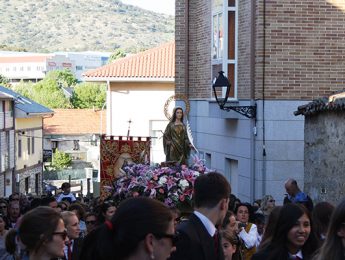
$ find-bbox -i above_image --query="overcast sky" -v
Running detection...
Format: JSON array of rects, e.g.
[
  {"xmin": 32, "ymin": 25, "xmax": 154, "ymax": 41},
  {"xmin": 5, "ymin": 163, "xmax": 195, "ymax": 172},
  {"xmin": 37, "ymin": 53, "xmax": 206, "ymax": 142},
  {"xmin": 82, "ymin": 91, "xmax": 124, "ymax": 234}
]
[{"xmin": 120, "ymin": 0, "xmax": 175, "ymax": 15}]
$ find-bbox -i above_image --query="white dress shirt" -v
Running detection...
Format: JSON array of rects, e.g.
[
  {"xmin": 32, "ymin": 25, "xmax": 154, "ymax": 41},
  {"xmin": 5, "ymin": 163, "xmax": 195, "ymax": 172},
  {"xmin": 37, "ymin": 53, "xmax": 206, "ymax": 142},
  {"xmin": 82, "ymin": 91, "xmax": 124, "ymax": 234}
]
[
  {"xmin": 194, "ymin": 210, "xmax": 217, "ymax": 237},
  {"xmin": 238, "ymin": 223, "xmax": 258, "ymax": 249}
]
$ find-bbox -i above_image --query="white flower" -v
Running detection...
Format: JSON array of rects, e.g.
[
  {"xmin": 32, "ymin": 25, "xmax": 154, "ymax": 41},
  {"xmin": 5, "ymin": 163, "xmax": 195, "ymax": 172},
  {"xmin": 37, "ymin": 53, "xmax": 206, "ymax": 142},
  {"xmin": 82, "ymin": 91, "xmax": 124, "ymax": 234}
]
[
  {"xmin": 193, "ymin": 171, "xmax": 200, "ymax": 177},
  {"xmin": 158, "ymin": 176, "xmax": 167, "ymax": 185},
  {"xmin": 179, "ymin": 179, "xmax": 189, "ymax": 190}
]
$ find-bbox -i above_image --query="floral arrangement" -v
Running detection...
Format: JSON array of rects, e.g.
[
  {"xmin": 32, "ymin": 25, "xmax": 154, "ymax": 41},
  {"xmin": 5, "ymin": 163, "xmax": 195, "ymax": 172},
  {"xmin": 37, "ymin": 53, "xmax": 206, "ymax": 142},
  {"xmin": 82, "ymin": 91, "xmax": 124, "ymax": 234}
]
[{"xmin": 112, "ymin": 155, "xmax": 210, "ymax": 210}]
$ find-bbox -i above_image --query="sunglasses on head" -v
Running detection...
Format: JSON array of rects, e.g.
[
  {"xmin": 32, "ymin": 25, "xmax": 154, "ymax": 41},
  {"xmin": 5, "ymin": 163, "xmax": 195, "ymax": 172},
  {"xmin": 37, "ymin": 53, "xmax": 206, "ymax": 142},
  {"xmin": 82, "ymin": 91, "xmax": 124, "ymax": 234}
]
[
  {"xmin": 153, "ymin": 232, "xmax": 179, "ymax": 246},
  {"xmin": 52, "ymin": 229, "xmax": 68, "ymax": 240}
]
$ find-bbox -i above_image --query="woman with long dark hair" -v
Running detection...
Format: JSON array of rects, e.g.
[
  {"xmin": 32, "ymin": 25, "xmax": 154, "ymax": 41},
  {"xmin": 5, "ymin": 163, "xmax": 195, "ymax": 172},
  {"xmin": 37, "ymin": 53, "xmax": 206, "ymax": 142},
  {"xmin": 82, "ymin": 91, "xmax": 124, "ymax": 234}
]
[
  {"xmin": 6, "ymin": 206, "xmax": 67, "ymax": 260},
  {"xmin": 252, "ymin": 203, "xmax": 318, "ymax": 260},
  {"xmin": 80, "ymin": 197, "xmax": 176, "ymax": 260},
  {"xmin": 313, "ymin": 198, "xmax": 345, "ymax": 259}
]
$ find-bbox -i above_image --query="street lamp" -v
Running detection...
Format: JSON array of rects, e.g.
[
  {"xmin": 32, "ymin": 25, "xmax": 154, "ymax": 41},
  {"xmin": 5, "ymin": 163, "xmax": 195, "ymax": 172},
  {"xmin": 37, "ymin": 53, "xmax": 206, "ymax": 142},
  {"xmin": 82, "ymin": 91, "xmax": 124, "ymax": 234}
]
[
  {"xmin": 212, "ymin": 71, "xmax": 256, "ymax": 119},
  {"xmin": 212, "ymin": 71, "xmax": 230, "ymax": 109}
]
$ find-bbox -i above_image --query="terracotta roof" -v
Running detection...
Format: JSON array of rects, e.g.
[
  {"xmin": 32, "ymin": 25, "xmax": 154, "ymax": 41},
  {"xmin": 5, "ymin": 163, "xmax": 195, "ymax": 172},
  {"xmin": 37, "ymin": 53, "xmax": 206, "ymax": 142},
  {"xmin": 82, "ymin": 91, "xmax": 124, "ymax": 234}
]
[
  {"xmin": 294, "ymin": 91, "xmax": 345, "ymax": 116},
  {"xmin": 44, "ymin": 109, "xmax": 106, "ymax": 135},
  {"xmin": 0, "ymin": 56, "xmax": 50, "ymax": 63},
  {"xmin": 84, "ymin": 42, "xmax": 175, "ymax": 79}
]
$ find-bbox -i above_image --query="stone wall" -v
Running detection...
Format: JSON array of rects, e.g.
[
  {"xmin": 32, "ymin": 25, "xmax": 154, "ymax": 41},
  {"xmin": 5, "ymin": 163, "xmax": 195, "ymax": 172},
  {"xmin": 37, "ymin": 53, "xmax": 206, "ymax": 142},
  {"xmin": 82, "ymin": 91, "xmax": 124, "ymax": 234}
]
[
  {"xmin": 17, "ymin": 164, "xmax": 42, "ymax": 195},
  {"xmin": 304, "ymin": 112, "xmax": 345, "ymax": 204}
]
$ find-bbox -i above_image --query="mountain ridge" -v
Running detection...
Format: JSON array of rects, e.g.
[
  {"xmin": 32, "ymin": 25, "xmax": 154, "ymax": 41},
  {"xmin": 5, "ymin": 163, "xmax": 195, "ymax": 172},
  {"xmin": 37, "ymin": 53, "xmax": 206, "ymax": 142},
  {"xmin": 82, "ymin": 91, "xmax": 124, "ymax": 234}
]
[{"xmin": 0, "ymin": 0, "xmax": 174, "ymax": 53}]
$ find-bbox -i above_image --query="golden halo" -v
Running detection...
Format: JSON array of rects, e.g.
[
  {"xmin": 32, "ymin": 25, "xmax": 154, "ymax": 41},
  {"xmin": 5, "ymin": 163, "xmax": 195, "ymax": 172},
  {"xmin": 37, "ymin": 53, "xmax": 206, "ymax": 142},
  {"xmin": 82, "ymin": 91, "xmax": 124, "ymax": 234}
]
[{"xmin": 164, "ymin": 94, "xmax": 190, "ymax": 120}]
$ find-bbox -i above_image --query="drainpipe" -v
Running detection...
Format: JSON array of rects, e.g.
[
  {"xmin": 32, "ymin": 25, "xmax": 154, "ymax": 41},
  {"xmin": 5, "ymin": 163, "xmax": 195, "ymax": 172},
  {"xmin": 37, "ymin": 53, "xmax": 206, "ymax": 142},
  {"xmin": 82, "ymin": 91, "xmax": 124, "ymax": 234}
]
[
  {"xmin": 106, "ymin": 80, "xmax": 111, "ymax": 135},
  {"xmin": 262, "ymin": 0, "xmax": 267, "ymax": 196},
  {"xmin": 184, "ymin": 0, "xmax": 189, "ymax": 98},
  {"xmin": 250, "ymin": 0, "xmax": 256, "ymax": 202}
]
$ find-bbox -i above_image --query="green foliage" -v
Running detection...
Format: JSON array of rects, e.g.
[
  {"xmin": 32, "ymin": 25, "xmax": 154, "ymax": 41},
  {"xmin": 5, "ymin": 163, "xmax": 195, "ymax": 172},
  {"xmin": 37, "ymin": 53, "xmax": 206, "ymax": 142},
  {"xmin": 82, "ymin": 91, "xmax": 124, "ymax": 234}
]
[
  {"xmin": 0, "ymin": 74, "xmax": 11, "ymax": 88},
  {"xmin": 12, "ymin": 78, "xmax": 71, "ymax": 109},
  {"xmin": 108, "ymin": 49, "xmax": 126, "ymax": 63},
  {"xmin": 32, "ymin": 78, "xmax": 72, "ymax": 108},
  {"xmin": 71, "ymin": 83, "xmax": 106, "ymax": 109},
  {"xmin": 0, "ymin": 0, "xmax": 174, "ymax": 53},
  {"xmin": 45, "ymin": 69, "xmax": 78, "ymax": 87},
  {"xmin": 11, "ymin": 80, "xmax": 34, "ymax": 97},
  {"xmin": 52, "ymin": 149, "xmax": 72, "ymax": 170},
  {"xmin": 0, "ymin": 44, "xmax": 28, "ymax": 52}
]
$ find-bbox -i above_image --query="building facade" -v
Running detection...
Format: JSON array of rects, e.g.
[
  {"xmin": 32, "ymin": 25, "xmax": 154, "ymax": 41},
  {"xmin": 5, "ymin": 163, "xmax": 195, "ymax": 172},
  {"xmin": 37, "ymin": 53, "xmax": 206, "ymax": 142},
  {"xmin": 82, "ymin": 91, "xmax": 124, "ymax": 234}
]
[
  {"xmin": 176, "ymin": 0, "xmax": 345, "ymax": 203},
  {"xmin": 84, "ymin": 42, "xmax": 175, "ymax": 164},
  {"xmin": 0, "ymin": 51, "xmax": 110, "ymax": 83},
  {"xmin": 0, "ymin": 53, "xmax": 75, "ymax": 83},
  {"xmin": 0, "ymin": 85, "xmax": 53, "ymax": 196},
  {"xmin": 0, "ymin": 91, "xmax": 16, "ymax": 196}
]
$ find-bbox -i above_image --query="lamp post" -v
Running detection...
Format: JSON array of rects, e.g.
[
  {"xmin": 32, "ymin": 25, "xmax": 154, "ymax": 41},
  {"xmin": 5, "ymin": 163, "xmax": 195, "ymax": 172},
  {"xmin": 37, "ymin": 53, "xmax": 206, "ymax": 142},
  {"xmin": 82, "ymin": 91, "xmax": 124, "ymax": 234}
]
[{"xmin": 212, "ymin": 71, "xmax": 256, "ymax": 119}]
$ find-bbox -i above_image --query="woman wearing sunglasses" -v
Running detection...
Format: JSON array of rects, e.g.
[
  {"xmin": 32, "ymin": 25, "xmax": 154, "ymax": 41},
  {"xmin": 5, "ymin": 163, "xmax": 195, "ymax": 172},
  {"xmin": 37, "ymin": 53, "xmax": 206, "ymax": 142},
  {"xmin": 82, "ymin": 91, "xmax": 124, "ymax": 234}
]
[
  {"xmin": 80, "ymin": 197, "xmax": 177, "ymax": 260},
  {"xmin": 6, "ymin": 206, "xmax": 68, "ymax": 260}
]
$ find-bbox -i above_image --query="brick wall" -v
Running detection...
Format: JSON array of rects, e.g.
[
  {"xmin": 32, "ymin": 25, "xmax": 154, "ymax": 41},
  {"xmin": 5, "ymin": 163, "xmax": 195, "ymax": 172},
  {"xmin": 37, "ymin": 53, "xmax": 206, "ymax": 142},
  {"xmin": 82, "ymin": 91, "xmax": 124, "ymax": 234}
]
[
  {"xmin": 237, "ymin": 1, "xmax": 252, "ymax": 99},
  {"xmin": 175, "ymin": 0, "xmax": 212, "ymax": 99},
  {"xmin": 255, "ymin": 0, "xmax": 345, "ymax": 100},
  {"xmin": 177, "ymin": 0, "xmax": 345, "ymax": 101}
]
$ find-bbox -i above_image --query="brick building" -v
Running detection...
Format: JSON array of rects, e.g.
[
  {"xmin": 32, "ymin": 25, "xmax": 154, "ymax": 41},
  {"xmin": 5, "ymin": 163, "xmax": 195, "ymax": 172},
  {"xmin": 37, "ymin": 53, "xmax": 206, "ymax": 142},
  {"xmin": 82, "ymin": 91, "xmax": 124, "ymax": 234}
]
[{"xmin": 176, "ymin": 0, "xmax": 345, "ymax": 203}]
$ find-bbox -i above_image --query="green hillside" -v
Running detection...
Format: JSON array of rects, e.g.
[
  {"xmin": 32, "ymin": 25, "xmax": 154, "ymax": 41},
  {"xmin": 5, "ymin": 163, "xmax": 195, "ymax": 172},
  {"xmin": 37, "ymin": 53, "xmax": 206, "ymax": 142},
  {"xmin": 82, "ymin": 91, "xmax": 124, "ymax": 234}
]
[{"xmin": 0, "ymin": 0, "xmax": 174, "ymax": 53}]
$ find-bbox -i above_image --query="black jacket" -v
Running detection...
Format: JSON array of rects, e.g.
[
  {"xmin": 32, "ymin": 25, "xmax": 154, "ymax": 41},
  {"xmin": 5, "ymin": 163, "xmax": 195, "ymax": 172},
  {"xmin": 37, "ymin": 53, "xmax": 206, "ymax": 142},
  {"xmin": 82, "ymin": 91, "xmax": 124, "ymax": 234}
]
[{"xmin": 169, "ymin": 213, "xmax": 224, "ymax": 260}]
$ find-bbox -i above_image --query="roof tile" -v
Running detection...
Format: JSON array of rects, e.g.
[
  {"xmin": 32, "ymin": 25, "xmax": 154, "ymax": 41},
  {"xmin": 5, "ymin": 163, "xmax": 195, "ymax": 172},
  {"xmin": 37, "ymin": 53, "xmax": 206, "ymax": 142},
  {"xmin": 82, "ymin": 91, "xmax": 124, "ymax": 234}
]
[
  {"xmin": 84, "ymin": 42, "xmax": 175, "ymax": 79},
  {"xmin": 44, "ymin": 109, "xmax": 106, "ymax": 135}
]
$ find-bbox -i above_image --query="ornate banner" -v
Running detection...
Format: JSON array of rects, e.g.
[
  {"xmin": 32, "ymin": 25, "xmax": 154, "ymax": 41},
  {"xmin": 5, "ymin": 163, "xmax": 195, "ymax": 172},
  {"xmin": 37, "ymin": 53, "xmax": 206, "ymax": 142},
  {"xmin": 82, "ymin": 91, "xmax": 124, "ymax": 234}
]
[{"xmin": 100, "ymin": 135, "xmax": 151, "ymax": 200}]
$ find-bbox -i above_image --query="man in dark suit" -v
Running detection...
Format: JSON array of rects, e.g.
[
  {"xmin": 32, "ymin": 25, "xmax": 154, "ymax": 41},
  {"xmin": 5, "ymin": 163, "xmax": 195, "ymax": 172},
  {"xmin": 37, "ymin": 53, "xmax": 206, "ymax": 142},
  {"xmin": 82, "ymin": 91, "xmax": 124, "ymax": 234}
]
[{"xmin": 169, "ymin": 172, "xmax": 231, "ymax": 260}]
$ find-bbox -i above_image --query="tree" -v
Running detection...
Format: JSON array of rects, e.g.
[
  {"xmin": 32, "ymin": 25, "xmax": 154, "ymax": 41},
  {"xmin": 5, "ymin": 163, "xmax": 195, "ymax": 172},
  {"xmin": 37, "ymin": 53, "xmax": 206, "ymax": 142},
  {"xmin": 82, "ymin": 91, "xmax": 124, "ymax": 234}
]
[
  {"xmin": 11, "ymin": 80, "xmax": 34, "ymax": 97},
  {"xmin": 45, "ymin": 69, "xmax": 78, "ymax": 87},
  {"xmin": 31, "ymin": 78, "xmax": 72, "ymax": 108},
  {"xmin": 107, "ymin": 48, "xmax": 126, "ymax": 63},
  {"xmin": 52, "ymin": 149, "xmax": 72, "ymax": 169},
  {"xmin": 71, "ymin": 83, "xmax": 106, "ymax": 109},
  {"xmin": 0, "ymin": 74, "xmax": 11, "ymax": 88}
]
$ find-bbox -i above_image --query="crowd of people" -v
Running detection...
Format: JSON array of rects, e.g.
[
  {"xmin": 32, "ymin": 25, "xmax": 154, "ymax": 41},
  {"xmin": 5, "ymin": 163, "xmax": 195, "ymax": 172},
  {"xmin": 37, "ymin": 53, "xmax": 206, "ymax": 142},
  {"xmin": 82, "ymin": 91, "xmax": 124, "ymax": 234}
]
[{"xmin": 0, "ymin": 176, "xmax": 344, "ymax": 259}]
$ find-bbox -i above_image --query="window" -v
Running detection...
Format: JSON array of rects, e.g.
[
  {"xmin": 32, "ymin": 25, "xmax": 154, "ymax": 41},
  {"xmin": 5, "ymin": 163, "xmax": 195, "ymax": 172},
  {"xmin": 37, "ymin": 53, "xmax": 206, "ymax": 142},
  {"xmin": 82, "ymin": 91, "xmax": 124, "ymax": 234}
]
[
  {"xmin": 73, "ymin": 140, "xmax": 80, "ymax": 150},
  {"xmin": 225, "ymin": 158, "xmax": 238, "ymax": 195},
  {"xmin": 32, "ymin": 136, "xmax": 35, "ymax": 154},
  {"xmin": 205, "ymin": 153, "xmax": 212, "ymax": 169},
  {"xmin": 25, "ymin": 177, "xmax": 30, "ymax": 194},
  {"xmin": 212, "ymin": 0, "xmax": 237, "ymax": 98},
  {"xmin": 35, "ymin": 174, "xmax": 39, "ymax": 194},
  {"xmin": 27, "ymin": 137, "xmax": 31, "ymax": 155},
  {"xmin": 52, "ymin": 141, "xmax": 58, "ymax": 152},
  {"xmin": 18, "ymin": 139, "xmax": 22, "ymax": 158}
]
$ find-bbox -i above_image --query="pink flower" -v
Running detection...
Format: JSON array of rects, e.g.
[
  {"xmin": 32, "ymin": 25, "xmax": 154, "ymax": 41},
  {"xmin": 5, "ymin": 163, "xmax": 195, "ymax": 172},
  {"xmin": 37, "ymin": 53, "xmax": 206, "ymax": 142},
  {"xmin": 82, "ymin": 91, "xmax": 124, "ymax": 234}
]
[
  {"xmin": 179, "ymin": 194, "xmax": 185, "ymax": 202},
  {"xmin": 159, "ymin": 188, "xmax": 164, "ymax": 194}
]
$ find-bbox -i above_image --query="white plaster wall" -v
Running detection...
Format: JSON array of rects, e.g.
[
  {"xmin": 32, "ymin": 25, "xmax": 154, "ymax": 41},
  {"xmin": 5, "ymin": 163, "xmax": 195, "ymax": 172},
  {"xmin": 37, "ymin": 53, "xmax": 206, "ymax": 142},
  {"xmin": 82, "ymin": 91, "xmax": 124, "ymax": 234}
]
[{"xmin": 110, "ymin": 90, "xmax": 174, "ymax": 164}]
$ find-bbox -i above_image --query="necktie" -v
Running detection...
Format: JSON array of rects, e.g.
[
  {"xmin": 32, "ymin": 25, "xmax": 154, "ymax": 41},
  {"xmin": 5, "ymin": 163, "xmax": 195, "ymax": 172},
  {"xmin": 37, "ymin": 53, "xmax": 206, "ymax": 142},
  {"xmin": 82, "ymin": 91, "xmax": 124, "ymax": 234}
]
[
  {"xmin": 213, "ymin": 231, "xmax": 219, "ymax": 257},
  {"xmin": 67, "ymin": 241, "xmax": 72, "ymax": 260}
]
